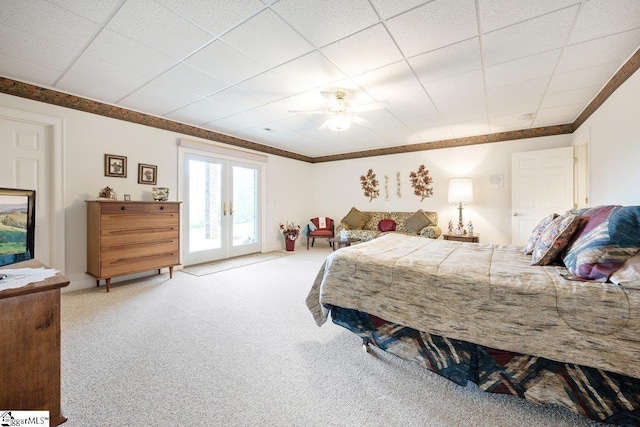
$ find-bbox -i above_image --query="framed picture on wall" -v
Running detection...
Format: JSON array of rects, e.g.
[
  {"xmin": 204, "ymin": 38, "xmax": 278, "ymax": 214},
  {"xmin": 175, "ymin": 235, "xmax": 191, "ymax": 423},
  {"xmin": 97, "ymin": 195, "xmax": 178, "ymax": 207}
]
[
  {"xmin": 104, "ymin": 154, "xmax": 127, "ymax": 178},
  {"xmin": 138, "ymin": 163, "xmax": 157, "ymax": 185}
]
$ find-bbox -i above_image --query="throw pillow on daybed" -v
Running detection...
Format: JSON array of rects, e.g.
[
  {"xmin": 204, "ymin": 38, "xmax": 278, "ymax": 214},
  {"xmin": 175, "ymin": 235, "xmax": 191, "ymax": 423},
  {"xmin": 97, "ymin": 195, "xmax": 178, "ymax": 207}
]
[
  {"xmin": 341, "ymin": 207, "xmax": 370, "ymax": 230},
  {"xmin": 523, "ymin": 213, "xmax": 559, "ymax": 255},
  {"xmin": 531, "ymin": 214, "xmax": 583, "ymax": 266},
  {"xmin": 378, "ymin": 219, "xmax": 396, "ymax": 232},
  {"xmin": 404, "ymin": 209, "xmax": 432, "ymax": 234},
  {"xmin": 563, "ymin": 205, "xmax": 640, "ymax": 281}
]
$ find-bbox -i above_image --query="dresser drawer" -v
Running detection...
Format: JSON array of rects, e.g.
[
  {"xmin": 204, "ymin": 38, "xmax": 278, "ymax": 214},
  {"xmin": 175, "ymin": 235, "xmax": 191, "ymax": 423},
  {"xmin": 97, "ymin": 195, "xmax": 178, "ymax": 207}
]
[
  {"xmin": 100, "ymin": 213, "xmax": 179, "ymax": 230},
  {"xmin": 101, "ymin": 229, "xmax": 178, "ymax": 247},
  {"xmin": 144, "ymin": 203, "xmax": 179, "ymax": 213},
  {"xmin": 101, "ymin": 253, "xmax": 179, "ymax": 278},
  {"xmin": 100, "ymin": 203, "xmax": 144, "ymax": 214},
  {"xmin": 101, "ymin": 240, "xmax": 178, "ymax": 262}
]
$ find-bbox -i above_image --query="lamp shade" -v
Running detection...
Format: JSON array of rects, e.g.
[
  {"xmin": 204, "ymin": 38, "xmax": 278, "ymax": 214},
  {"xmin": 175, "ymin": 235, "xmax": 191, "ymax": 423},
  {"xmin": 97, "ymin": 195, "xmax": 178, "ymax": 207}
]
[{"xmin": 448, "ymin": 177, "xmax": 473, "ymax": 203}]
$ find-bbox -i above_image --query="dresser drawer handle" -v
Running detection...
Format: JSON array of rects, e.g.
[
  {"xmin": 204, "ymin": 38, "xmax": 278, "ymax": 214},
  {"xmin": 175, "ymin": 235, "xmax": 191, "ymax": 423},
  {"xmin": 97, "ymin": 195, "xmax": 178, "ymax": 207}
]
[
  {"xmin": 160, "ymin": 206, "xmax": 164, "ymax": 210},
  {"xmin": 121, "ymin": 206, "xmax": 126, "ymax": 210}
]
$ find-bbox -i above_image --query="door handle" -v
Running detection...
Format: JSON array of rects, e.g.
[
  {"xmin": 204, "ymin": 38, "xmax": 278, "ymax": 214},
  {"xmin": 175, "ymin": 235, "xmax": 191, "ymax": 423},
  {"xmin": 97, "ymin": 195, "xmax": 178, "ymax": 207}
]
[
  {"xmin": 229, "ymin": 202, "xmax": 233, "ymax": 215},
  {"xmin": 513, "ymin": 212, "xmax": 524, "ymax": 217},
  {"xmin": 223, "ymin": 202, "xmax": 227, "ymax": 216}
]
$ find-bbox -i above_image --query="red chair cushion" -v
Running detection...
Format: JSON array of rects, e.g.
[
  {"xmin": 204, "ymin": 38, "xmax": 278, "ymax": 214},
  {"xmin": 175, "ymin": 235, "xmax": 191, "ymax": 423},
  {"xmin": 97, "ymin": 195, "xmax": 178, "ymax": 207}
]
[{"xmin": 309, "ymin": 229, "xmax": 333, "ymax": 237}]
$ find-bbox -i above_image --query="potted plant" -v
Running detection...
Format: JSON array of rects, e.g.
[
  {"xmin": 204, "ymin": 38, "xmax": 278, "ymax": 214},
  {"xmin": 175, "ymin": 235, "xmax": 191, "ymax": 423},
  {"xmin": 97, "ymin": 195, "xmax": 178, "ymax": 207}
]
[{"xmin": 279, "ymin": 222, "xmax": 301, "ymax": 251}]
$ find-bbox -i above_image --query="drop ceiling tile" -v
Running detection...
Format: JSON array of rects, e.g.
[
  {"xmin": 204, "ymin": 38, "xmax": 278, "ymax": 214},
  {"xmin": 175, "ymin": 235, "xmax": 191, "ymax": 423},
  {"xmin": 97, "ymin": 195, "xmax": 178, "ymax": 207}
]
[
  {"xmin": 411, "ymin": 124, "xmax": 454, "ymax": 141},
  {"xmin": 485, "ymin": 50, "xmax": 560, "ymax": 88},
  {"xmin": 272, "ymin": 51, "xmax": 346, "ymax": 93},
  {"xmin": 556, "ymin": 29, "xmax": 640, "ymax": 73},
  {"xmin": 47, "ymin": 0, "xmax": 120, "ymax": 24},
  {"xmin": 0, "ymin": 26, "xmax": 77, "ymax": 72},
  {"xmin": 186, "ymin": 40, "xmax": 268, "ymax": 84},
  {"xmin": 0, "ymin": 52, "xmax": 61, "ymax": 87},
  {"xmin": 353, "ymin": 61, "xmax": 430, "ymax": 108},
  {"xmin": 0, "ymin": 0, "xmax": 100, "ymax": 51},
  {"xmin": 106, "ymin": 0, "xmax": 213, "ymax": 60},
  {"xmin": 119, "ymin": 80, "xmax": 202, "ymax": 116},
  {"xmin": 532, "ymin": 103, "xmax": 583, "ymax": 126},
  {"xmin": 385, "ymin": 0, "xmax": 478, "ymax": 57},
  {"xmin": 206, "ymin": 86, "xmax": 266, "ymax": 113},
  {"xmin": 390, "ymin": 101, "xmax": 440, "ymax": 123},
  {"xmin": 321, "ymin": 24, "xmax": 403, "ymax": 76},
  {"xmin": 237, "ymin": 71, "xmax": 301, "ymax": 102},
  {"xmin": 57, "ymin": 73, "xmax": 131, "ymax": 104},
  {"xmin": 273, "ymin": 91, "xmax": 327, "ymax": 112},
  {"xmin": 271, "ymin": 0, "xmax": 379, "ymax": 48},
  {"xmin": 547, "ymin": 62, "xmax": 619, "ymax": 93},
  {"xmin": 369, "ymin": 0, "xmax": 429, "ymax": 19},
  {"xmin": 165, "ymin": 97, "xmax": 233, "ymax": 124},
  {"xmin": 64, "ymin": 54, "xmax": 149, "ymax": 95},
  {"xmin": 222, "ymin": 9, "xmax": 314, "ymax": 68},
  {"xmin": 247, "ymin": 103, "xmax": 292, "ymax": 123},
  {"xmin": 155, "ymin": 0, "xmax": 266, "ymax": 36},
  {"xmin": 570, "ymin": 0, "xmax": 640, "ymax": 44},
  {"xmin": 344, "ymin": 126, "xmax": 389, "ymax": 144},
  {"xmin": 85, "ymin": 29, "xmax": 177, "ymax": 78},
  {"xmin": 490, "ymin": 113, "xmax": 534, "ymax": 131},
  {"xmin": 486, "ymin": 77, "xmax": 549, "ymax": 104},
  {"xmin": 424, "ymin": 69, "xmax": 485, "ymax": 103},
  {"xmin": 202, "ymin": 117, "xmax": 251, "ymax": 134},
  {"xmin": 437, "ymin": 96, "xmax": 488, "ymax": 123},
  {"xmin": 450, "ymin": 119, "xmax": 490, "ymax": 138},
  {"xmin": 273, "ymin": 116, "xmax": 319, "ymax": 132},
  {"xmin": 409, "ymin": 38, "xmax": 482, "ymax": 83},
  {"xmin": 540, "ymin": 86, "xmax": 599, "ymax": 109},
  {"xmin": 357, "ymin": 109, "xmax": 400, "ymax": 125},
  {"xmin": 487, "ymin": 96, "xmax": 541, "ymax": 117},
  {"xmin": 482, "ymin": 6, "xmax": 578, "ymax": 66},
  {"xmin": 155, "ymin": 63, "xmax": 230, "ymax": 97},
  {"xmin": 478, "ymin": 0, "xmax": 579, "ymax": 33}
]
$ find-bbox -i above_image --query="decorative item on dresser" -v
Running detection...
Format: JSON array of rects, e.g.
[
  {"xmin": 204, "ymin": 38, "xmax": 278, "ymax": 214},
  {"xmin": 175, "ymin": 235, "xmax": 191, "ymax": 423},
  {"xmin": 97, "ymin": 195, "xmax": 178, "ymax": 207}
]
[
  {"xmin": 86, "ymin": 200, "xmax": 181, "ymax": 292},
  {"xmin": 0, "ymin": 260, "xmax": 69, "ymax": 426}
]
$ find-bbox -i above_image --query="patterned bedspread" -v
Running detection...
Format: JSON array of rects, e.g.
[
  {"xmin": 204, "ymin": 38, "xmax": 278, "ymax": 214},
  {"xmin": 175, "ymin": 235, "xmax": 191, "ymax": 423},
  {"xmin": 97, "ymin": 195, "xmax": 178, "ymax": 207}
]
[{"xmin": 306, "ymin": 234, "xmax": 640, "ymax": 379}]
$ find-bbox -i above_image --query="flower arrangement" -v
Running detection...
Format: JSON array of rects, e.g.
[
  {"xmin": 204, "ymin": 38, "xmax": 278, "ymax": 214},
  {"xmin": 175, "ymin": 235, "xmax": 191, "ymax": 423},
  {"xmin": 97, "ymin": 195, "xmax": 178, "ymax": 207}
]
[
  {"xmin": 409, "ymin": 164, "xmax": 434, "ymax": 201},
  {"xmin": 279, "ymin": 222, "xmax": 301, "ymax": 240},
  {"xmin": 360, "ymin": 168, "xmax": 379, "ymax": 202}
]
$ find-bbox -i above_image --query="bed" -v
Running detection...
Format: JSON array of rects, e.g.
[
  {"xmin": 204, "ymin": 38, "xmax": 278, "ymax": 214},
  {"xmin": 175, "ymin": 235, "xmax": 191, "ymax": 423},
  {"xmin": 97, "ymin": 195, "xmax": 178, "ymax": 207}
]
[{"xmin": 306, "ymin": 205, "xmax": 640, "ymax": 425}]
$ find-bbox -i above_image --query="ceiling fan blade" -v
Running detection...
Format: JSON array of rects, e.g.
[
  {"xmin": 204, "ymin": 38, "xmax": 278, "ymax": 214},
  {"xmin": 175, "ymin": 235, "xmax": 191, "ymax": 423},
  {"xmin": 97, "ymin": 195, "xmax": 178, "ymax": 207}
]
[
  {"xmin": 320, "ymin": 91, "xmax": 336, "ymax": 103},
  {"xmin": 318, "ymin": 118, "xmax": 331, "ymax": 130},
  {"xmin": 350, "ymin": 116, "xmax": 370, "ymax": 126},
  {"xmin": 287, "ymin": 109, "xmax": 326, "ymax": 114},
  {"xmin": 352, "ymin": 100, "xmax": 391, "ymax": 113}
]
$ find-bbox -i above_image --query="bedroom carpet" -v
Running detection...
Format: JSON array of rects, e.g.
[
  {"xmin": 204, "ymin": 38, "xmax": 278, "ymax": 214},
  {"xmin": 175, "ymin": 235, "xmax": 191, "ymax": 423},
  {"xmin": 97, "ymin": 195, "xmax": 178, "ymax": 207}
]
[
  {"xmin": 59, "ymin": 248, "xmax": 605, "ymax": 427},
  {"xmin": 181, "ymin": 250, "xmax": 293, "ymax": 276}
]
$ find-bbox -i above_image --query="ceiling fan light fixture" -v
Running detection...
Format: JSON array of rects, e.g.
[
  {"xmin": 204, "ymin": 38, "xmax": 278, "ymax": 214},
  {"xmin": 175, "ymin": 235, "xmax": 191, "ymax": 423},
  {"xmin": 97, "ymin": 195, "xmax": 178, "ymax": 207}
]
[{"xmin": 327, "ymin": 114, "xmax": 351, "ymax": 131}]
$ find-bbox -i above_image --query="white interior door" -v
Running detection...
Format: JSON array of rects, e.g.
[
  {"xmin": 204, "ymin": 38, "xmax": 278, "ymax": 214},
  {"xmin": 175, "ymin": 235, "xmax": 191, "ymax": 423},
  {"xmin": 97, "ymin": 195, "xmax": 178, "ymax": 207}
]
[
  {"xmin": 182, "ymin": 153, "xmax": 261, "ymax": 266},
  {"xmin": 511, "ymin": 147, "xmax": 574, "ymax": 245},
  {"xmin": 0, "ymin": 117, "xmax": 52, "ymax": 265}
]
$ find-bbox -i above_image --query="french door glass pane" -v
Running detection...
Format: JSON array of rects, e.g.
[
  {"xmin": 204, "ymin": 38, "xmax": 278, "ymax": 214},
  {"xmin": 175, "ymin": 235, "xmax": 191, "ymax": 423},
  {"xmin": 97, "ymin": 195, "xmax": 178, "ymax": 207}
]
[
  {"xmin": 232, "ymin": 165, "xmax": 257, "ymax": 246},
  {"xmin": 189, "ymin": 159, "xmax": 222, "ymax": 252}
]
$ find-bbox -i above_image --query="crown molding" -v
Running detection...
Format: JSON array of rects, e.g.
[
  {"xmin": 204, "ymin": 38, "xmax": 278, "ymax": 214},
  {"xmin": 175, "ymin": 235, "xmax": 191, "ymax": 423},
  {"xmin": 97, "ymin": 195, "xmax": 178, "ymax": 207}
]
[{"xmin": 0, "ymin": 47, "xmax": 638, "ymax": 164}]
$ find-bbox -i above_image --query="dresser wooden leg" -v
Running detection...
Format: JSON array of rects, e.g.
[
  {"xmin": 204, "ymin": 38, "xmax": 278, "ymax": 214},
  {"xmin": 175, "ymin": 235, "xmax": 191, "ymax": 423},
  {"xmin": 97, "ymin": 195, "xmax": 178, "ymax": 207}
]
[
  {"xmin": 169, "ymin": 266, "xmax": 173, "ymax": 279},
  {"xmin": 105, "ymin": 278, "xmax": 111, "ymax": 292}
]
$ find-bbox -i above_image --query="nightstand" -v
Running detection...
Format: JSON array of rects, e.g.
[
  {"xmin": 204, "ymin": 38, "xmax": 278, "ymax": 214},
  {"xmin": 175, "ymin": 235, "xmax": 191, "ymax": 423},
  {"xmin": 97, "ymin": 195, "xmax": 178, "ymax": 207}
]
[{"xmin": 442, "ymin": 233, "xmax": 479, "ymax": 243}]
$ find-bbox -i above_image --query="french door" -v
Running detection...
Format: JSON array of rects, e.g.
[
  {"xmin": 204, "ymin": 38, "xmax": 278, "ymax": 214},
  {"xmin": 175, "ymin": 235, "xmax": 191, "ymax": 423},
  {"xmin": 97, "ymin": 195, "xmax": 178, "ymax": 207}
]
[{"xmin": 183, "ymin": 152, "xmax": 261, "ymax": 266}]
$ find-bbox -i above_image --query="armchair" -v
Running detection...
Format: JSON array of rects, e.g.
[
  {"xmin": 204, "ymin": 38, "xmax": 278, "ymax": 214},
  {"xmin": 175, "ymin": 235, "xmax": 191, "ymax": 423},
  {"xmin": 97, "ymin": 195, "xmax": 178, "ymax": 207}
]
[{"xmin": 306, "ymin": 217, "xmax": 335, "ymax": 249}]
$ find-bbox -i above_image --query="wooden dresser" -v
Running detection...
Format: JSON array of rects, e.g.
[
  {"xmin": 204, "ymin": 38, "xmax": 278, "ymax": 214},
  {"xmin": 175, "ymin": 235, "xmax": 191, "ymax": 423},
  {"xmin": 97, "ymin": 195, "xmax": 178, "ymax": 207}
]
[
  {"xmin": 0, "ymin": 260, "xmax": 69, "ymax": 426},
  {"xmin": 86, "ymin": 200, "xmax": 181, "ymax": 292}
]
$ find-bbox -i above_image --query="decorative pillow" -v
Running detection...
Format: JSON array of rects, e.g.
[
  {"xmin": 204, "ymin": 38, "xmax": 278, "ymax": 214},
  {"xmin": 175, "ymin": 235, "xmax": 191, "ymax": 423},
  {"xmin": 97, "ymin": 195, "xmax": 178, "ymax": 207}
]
[
  {"xmin": 403, "ymin": 209, "xmax": 432, "ymax": 234},
  {"xmin": 563, "ymin": 205, "xmax": 640, "ymax": 281},
  {"xmin": 522, "ymin": 213, "xmax": 558, "ymax": 255},
  {"xmin": 341, "ymin": 207, "xmax": 370, "ymax": 230},
  {"xmin": 609, "ymin": 250, "xmax": 640, "ymax": 285},
  {"xmin": 531, "ymin": 214, "xmax": 583, "ymax": 266},
  {"xmin": 378, "ymin": 219, "xmax": 396, "ymax": 232}
]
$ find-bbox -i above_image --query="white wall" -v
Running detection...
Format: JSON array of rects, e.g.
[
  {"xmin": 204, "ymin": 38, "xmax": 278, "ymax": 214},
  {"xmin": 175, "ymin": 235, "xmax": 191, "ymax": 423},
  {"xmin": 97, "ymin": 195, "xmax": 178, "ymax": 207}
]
[
  {"xmin": 574, "ymin": 68, "xmax": 640, "ymax": 206},
  {"xmin": 311, "ymin": 135, "xmax": 572, "ymax": 245},
  {"xmin": 0, "ymin": 93, "xmax": 314, "ymax": 291}
]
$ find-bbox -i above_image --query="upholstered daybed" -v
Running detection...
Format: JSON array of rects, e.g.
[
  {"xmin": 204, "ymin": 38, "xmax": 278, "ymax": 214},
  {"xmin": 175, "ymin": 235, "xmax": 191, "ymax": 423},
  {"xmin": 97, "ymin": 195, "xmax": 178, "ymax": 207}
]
[
  {"xmin": 307, "ymin": 205, "xmax": 640, "ymax": 425},
  {"xmin": 336, "ymin": 207, "xmax": 442, "ymax": 242}
]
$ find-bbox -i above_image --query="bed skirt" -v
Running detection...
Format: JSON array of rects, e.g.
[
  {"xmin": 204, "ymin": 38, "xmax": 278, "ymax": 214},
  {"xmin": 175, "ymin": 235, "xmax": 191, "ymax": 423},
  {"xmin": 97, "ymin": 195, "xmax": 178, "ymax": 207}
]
[{"xmin": 329, "ymin": 305, "xmax": 640, "ymax": 426}]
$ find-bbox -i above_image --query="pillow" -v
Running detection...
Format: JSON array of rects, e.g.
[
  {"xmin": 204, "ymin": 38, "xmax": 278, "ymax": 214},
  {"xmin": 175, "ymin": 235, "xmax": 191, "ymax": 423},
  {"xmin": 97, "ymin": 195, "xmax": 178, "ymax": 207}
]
[
  {"xmin": 563, "ymin": 205, "xmax": 640, "ymax": 281},
  {"xmin": 378, "ymin": 219, "xmax": 396, "ymax": 232},
  {"xmin": 609, "ymin": 250, "xmax": 640, "ymax": 285},
  {"xmin": 341, "ymin": 207, "xmax": 370, "ymax": 230},
  {"xmin": 531, "ymin": 214, "xmax": 583, "ymax": 266},
  {"xmin": 522, "ymin": 213, "xmax": 558, "ymax": 255},
  {"xmin": 403, "ymin": 209, "xmax": 432, "ymax": 234}
]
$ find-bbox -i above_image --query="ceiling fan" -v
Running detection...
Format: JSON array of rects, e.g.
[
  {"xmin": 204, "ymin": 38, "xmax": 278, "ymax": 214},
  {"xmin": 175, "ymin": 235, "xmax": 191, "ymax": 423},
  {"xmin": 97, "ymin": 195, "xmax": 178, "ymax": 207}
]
[{"xmin": 288, "ymin": 90, "xmax": 390, "ymax": 131}]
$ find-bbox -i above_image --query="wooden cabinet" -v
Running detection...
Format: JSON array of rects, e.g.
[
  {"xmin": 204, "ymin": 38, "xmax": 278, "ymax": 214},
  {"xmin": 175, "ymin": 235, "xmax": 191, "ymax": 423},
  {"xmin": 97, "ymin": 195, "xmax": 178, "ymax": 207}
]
[
  {"xmin": 442, "ymin": 233, "xmax": 479, "ymax": 243},
  {"xmin": 0, "ymin": 260, "xmax": 69, "ymax": 426},
  {"xmin": 86, "ymin": 201, "xmax": 181, "ymax": 292}
]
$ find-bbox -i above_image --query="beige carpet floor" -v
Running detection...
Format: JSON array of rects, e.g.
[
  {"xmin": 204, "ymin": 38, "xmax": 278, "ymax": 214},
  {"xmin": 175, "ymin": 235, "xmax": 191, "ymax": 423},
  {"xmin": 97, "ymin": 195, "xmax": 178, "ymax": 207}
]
[{"xmin": 59, "ymin": 247, "xmax": 604, "ymax": 426}]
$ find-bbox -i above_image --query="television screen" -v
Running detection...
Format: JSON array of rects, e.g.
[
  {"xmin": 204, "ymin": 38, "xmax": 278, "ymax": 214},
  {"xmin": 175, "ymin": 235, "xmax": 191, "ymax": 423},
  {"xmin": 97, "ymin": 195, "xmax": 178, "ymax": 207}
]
[{"xmin": 0, "ymin": 188, "xmax": 36, "ymax": 268}]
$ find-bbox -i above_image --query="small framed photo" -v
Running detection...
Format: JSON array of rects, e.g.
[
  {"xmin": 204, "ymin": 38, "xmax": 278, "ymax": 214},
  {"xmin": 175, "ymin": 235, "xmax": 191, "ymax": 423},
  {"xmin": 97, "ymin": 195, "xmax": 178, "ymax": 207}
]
[
  {"xmin": 138, "ymin": 163, "xmax": 157, "ymax": 185},
  {"xmin": 104, "ymin": 154, "xmax": 127, "ymax": 178},
  {"xmin": 123, "ymin": 194, "xmax": 131, "ymax": 201}
]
